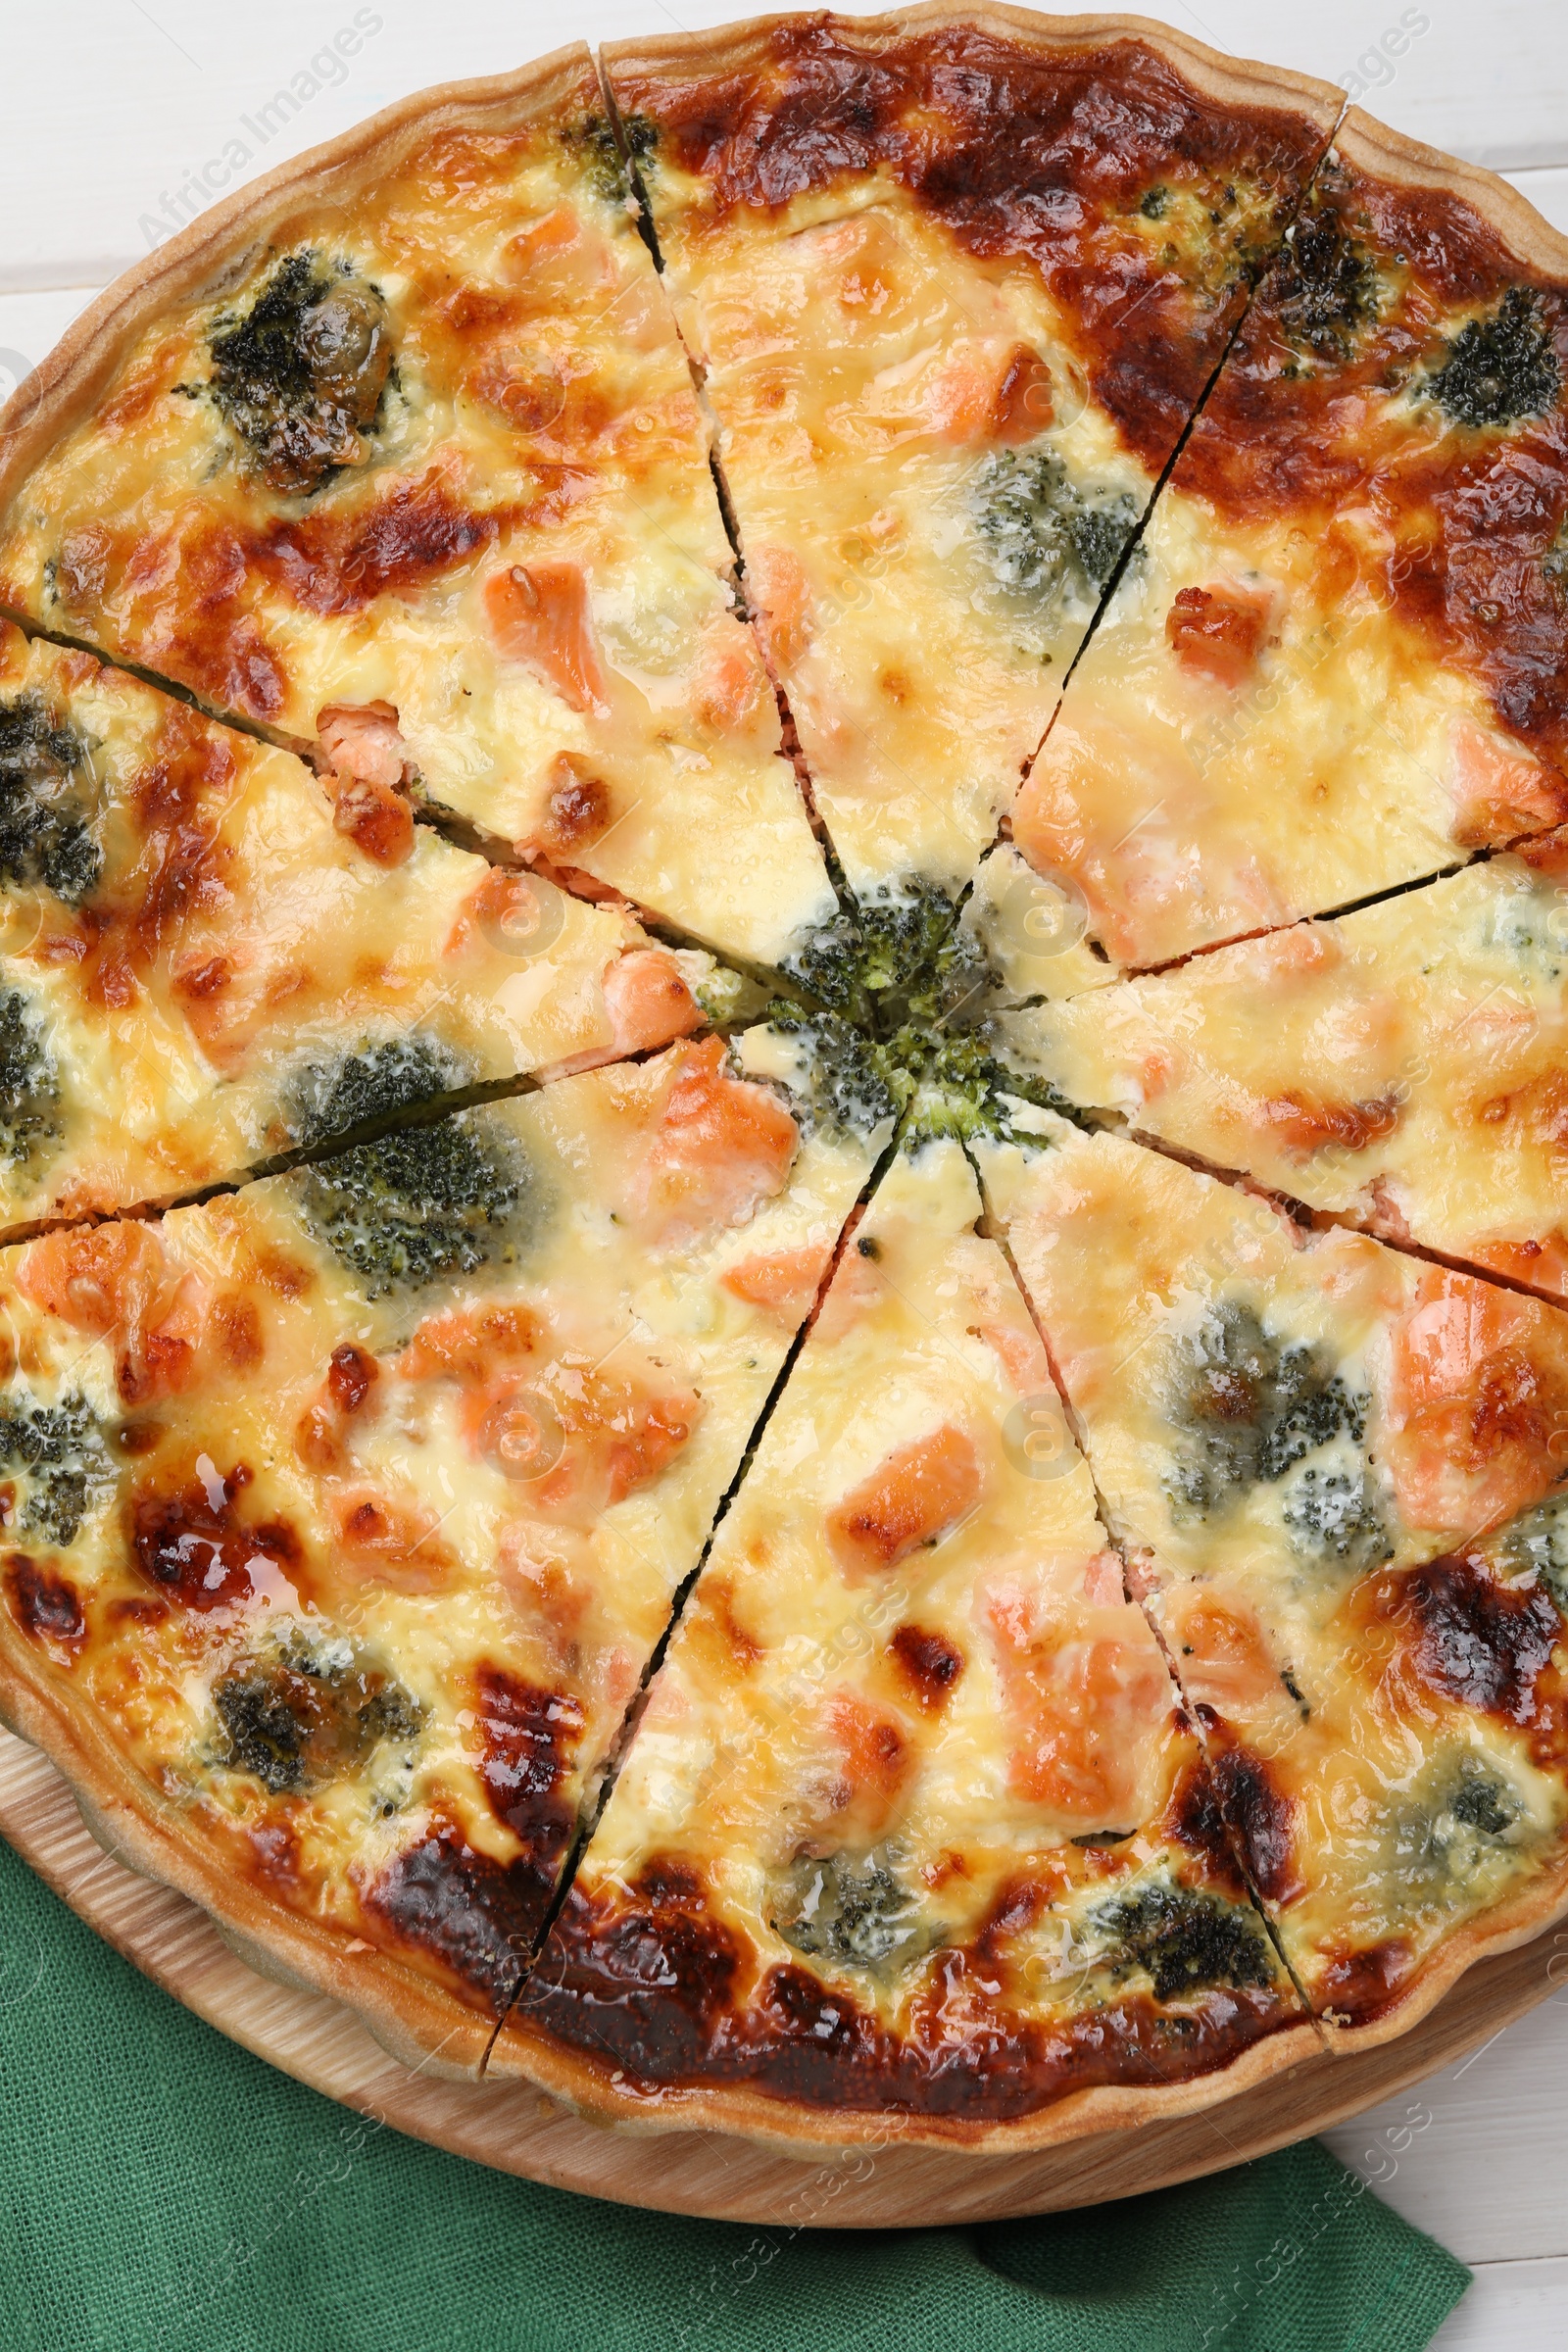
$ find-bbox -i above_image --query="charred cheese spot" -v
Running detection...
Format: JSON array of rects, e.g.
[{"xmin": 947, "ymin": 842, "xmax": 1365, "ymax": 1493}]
[
  {"xmin": 1314, "ymin": 1937, "xmax": 1414, "ymax": 2026},
  {"xmin": 1207, "ymin": 1742, "xmax": 1301, "ymax": 1905},
  {"xmin": 251, "ymin": 470, "xmax": 502, "ymax": 619},
  {"xmin": 474, "ymin": 1666, "xmax": 587, "ymax": 1916},
  {"xmin": 528, "ymin": 1864, "xmax": 1296, "ymax": 2115},
  {"xmin": 4, "ymin": 1552, "xmax": 84, "ymax": 1651},
  {"xmin": 129, "ymin": 1465, "xmax": 307, "ymax": 1615},
  {"xmin": 888, "ymin": 1621, "xmax": 965, "ymax": 1710},
  {"xmin": 1366, "ymin": 1552, "xmax": 1563, "ymax": 1728},
  {"xmin": 1163, "ymin": 1753, "xmax": 1249, "ymax": 1898},
  {"xmin": 618, "ymin": 18, "xmax": 1324, "ymax": 460},
  {"xmin": 327, "ymin": 1344, "xmax": 377, "ymax": 1415},
  {"xmin": 537, "ymin": 755, "xmax": 612, "ymax": 854},
  {"xmin": 367, "ymin": 1829, "xmax": 541, "ymax": 2010}
]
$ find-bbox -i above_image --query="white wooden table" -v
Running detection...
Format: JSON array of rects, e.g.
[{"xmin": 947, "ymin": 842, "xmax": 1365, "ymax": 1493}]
[{"xmin": 2, "ymin": 7, "xmax": 1566, "ymax": 2342}]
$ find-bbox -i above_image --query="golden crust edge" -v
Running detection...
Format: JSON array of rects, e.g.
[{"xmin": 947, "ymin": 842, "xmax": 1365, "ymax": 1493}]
[
  {"xmin": 484, "ymin": 1994, "xmax": 1328, "ymax": 2155},
  {"xmin": 600, "ymin": 5, "xmax": 1346, "ymax": 138},
  {"xmin": 0, "ymin": 1632, "xmax": 501, "ymax": 2081},
  {"xmin": 0, "ymin": 42, "xmax": 600, "ymax": 530},
  {"xmin": 1336, "ymin": 105, "xmax": 1568, "ymax": 280},
  {"xmin": 1315, "ymin": 1849, "xmax": 1568, "ymax": 2056}
]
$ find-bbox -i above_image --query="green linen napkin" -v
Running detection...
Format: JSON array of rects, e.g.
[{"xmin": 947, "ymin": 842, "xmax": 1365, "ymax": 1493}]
[{"xmin": 0, "ymin": 1838, "xmax": 1469, "ymax": 2352}]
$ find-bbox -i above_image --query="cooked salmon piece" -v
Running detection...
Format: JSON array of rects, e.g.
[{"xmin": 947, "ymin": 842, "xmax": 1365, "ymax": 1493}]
[
  {"xmin": 826, "ymin": 1423, "xmax": 984, "ymax": 1575},
  {"xmin": 485, "ymin": 561, "xmax": 607, "ymax": 715}
]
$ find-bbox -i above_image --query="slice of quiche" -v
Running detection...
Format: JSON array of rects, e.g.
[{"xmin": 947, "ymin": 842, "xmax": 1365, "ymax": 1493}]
[
  {"xmin": 603, "ymin": 6, "xmax": 1341, "ymax": 934},
  {"xmin": 1006, "ymin": 118, "xmax": 1568, "ymax": 973},
  {"xmin": 993, "ymin": 831, "xmax": 1568, "ymax": 1299},
  {"xmin": 498, "ymin": 1135, "xmax": 1310, "ymax": 2146},
  {"xmin": 0, "ymin": 1023, "xmax": 890, "ymax": 2071},
  {"xmin": 0, "ymin": 47, "xmax": 834, "ymax": 967},
  {"xmin": 977, "ymin": 1115, "xmax": 1568, "ymax": 2046},
  {"xmin": 0, "ymin": 620, "xmax": 729, "ymax": 1235}
]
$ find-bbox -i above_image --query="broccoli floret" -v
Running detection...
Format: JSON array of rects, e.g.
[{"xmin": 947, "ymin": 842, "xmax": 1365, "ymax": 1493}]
[
  {"xmin": 1448, "ymin": 1767, "xmax": 1516, "ymax": 1838},
  {"xmin": 971, "ymin": 447, "xmax": 1142, "ymax": 614},
  {"xmin": 759, "ymin": 1005, "xmax": 897, "ymax": 1140},
  {"xmin": 300, "ymin": 1109, "xmax": 527, "ymax": 1297},
  {"xmin": 1272, "ymin": 209, "xmax": 1379, "ymax": 361},
  {"xmin": 1281, "ymin": 1464, "xmax": 1392, "ymax": 1569},
  {"xmin": 780, "ymin": 909, "xmax": 868, "ymax": 1017},
  {"xmin": 779, "ymin": 878, "xmax": 993, "ymax": 1036},
  {"xmin": 1256, "ymin": 1350, "xmax": 1367, "ymax": 1481},
  {"xmin": 208, "ymin": 250, "xmax": 392, "ymax": 495},
  {"xmin": 0, "ymin": 695, "xmax": 101, "ymax": 905},
  {"xmin": 883, "ymin": 1026, "xmax": 1086, "ymax": 1147},
  {"xmin": 1088, "ymin": 1879, "xmax": 1276, "ymax": 2001},
  {"xmin": 1163, "ymin": 1302, "xmax": 1370, "ymax": 1521},
  {"xmin": 770, "ymin": 1847, "xmax": 932, "ymax": 1980},
  {"xmin": 215, "ymin": 1630, "xmax": 426, "ymax": 1797},
  {"xmin": 0, "ymin": 989, "xmax": 62, "ymax": 1170},
  {"xmin": 856, "ymin": 879, "xmax": 963, "ymax": 1004},
  {"xmin": 1385, "ymin": 1754, "xmax": 1526, "ymax": 1910},
  {"xmin": 1139, "ymin": 184, "xmax": 1169, "ymax": 220},
  {"xmin": 288, "ymin": 1036, "xmax": 469, "ymax": 1152},
  {"xmin": 1426, "ymin": 287, "xmax": 1560, "ymax": 431},
  {"xmin": 565, "ymin": 112, "xmax": 658, "ymax": 204},
  {"xmin": 1480, "ymin": 883, "xmax": 1568, "ymax": 979},
  {"xmin": 1498, "ymin": 1492, "xmax": 1568, "ymax": 1616},
  {"xmin": 0, "ymin": 1391, "xmax": 110, "ymax": 1546},
  {"xmin": 686, "ymin": 959, "xmax": 766, "ymax": 1028}
]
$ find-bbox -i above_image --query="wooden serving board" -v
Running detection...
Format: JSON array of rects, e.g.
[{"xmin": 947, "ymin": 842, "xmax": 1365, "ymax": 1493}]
[{"xmin": 2, "ymin": 1724, "xmax": 1560, "ymax": 2227}]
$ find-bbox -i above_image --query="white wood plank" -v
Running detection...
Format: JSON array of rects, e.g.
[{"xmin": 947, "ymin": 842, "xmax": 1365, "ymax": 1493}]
[
  {"xmin": 1151, "ymin": 0, "xmax": 1568, "ymax": 168},
  {"xmin": 1429, "ymin": 2260, "xmax": 1568, "ymax": 2352},
  {"xmin": 1502, "ymin": 167, "xmax": 1568, "ymax": 236},
  {"xmin": 2, "ymin": 1, "xmax": 1567, "ymax": 293},
  {"xmin": 1320, "ymin": 1988, "xmax": 1568, "ymax": 2264}
]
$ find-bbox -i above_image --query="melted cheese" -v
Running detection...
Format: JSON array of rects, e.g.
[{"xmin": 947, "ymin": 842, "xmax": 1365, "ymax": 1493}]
[
  {"xmin": 533, "ymin": 1139, "xmax": 1297, "ymax": 2061},
  {"xmin": 997, "ymin": 840, "xmax": 1568, "ymax": 1297},
  {"xmin": 0, "ymin": 622, "xmax": 717, "ymax": 1232},
  {"xmin": 0, "ymin": 1026, "xmax": 885, "ymax": 2017},
  {"xmin": 1006, "ymin": 144, "xmax": 1568, "ymax": 973},
  {"xmin": 629, "ymin": 175, "xmax": 1152, "ymax": 905},
  {"xmin": 978, "ymin": 1120, "xmax": 1568, "ymax": 2025},
  {"xmin": 612, "ymin": 45, "xmax": 1329, "ymax": 914},
  {"xmin": 0, "ymin": 60, "xmax": 833, "ymax": 964}
]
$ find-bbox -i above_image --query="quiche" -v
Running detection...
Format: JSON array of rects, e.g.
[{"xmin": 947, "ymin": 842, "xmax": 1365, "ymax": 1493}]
[
  {"xmin": 3, "ymin": 14, "xmax": 1568, "ymax": 2161},
  {"xmin": 500, "ymin": 1135, "xmax": 1310, "ymax": 2145},
  {"xmin": 977, "ymin": 1115, "xmax": 1568, "ymax": 2044},
  {"xmin": 603, "ymin": 7, "xmax": 1341, "ymax": 928},
  {"xmin": 0, "ymin": 1025, "xmax": 886, "ymax": 2065},
  {"xmin": 0, "ymin": 47, "xmax": 835, "ymax": 968},
  {"xmin": 0, "ymin": 619, "xmax": 726, "ymax": 1235},
  {"xmin": 993, "ymin": 829, "xmax": 1568, "ymax": 1298},
  {"xmin": 1010, "ymin": 114, "xmax": 1568, "ymax": 972}
]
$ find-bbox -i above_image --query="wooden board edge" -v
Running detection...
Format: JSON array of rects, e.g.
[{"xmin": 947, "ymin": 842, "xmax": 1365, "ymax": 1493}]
[{"xmin": 4, "ymin": 1727, "xmax": 1563, "ymax": 2228}]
